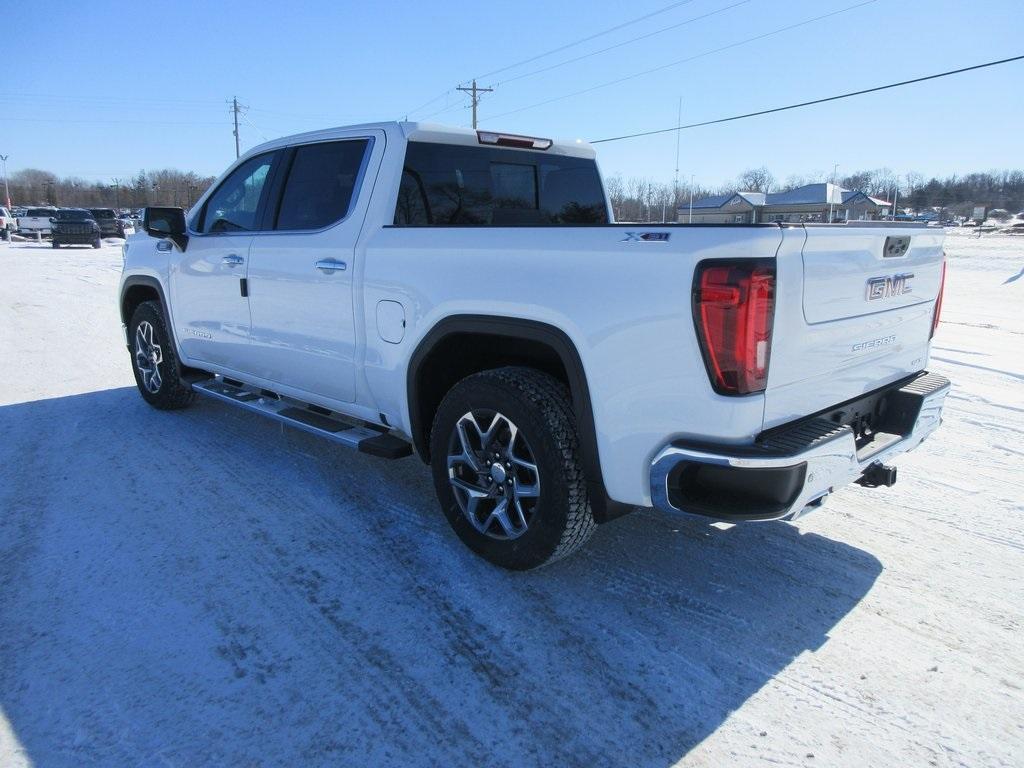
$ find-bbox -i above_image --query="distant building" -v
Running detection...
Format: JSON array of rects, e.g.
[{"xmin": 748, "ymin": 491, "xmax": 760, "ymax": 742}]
[{"xmin": 680, "ymin": 183, "xmax": 891, "ymax": 223}]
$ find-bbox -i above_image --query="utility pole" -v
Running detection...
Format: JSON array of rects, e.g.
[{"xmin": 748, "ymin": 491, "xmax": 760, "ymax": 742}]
[
  {"xmin": 456, "ymin": 80, "xmax": 493, "ymax": 129},
  {"xmin": 672, "ymin": 97, "xmax": 682, "ymax": 221},
  {"xmin": 112, "ymin": 178, "xmax": 121, "ymax": 209},
  {"xmin": 230, "ymin": 96, "xmax": 247, "ymax": 159},
  {"xmin": 0, "ymin": 154, "xmax": 10, "ymax": 210}
]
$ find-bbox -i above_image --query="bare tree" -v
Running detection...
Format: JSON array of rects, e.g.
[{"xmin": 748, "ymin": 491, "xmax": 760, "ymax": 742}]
[{"xmin": 737, "ymin": 166, "xmax": 775, "ymax": 193}]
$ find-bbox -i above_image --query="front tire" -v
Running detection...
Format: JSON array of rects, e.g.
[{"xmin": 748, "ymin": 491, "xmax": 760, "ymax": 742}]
[
  {"xmin": 92, "ymin": 236, "xmax": 102, "ymax": 249},
  {"xmin": 51, "ymin": 240, "xmax": 60, "ymax": 248},
  {"xmin": 430, "ymin": 367, "xmax": 596, "ymax": 570},
  {"xmin": 128, "ymin": 300, "xmax": 196, "ymax": 410}
]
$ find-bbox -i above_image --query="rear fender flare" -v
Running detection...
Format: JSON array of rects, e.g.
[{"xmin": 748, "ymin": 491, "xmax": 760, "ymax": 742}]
[{"xmin": 407, "ymin": 315, "xmax": 631, "ymax": 523}]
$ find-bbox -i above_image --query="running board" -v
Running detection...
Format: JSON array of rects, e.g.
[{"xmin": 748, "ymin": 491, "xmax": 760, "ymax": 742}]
[{"xmin": 192, "ymin": 378, "xmax": 412, "ymax": 459}]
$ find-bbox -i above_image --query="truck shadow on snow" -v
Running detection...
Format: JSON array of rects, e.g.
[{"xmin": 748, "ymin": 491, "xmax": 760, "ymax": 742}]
[{"xmin": 0, "ymin": 387, "xmax": 883, "ymax": 767}]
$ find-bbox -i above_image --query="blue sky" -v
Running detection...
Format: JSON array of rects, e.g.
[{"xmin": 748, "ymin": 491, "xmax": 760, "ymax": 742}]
[{"xmin": 3, "ymin": 0, "xmax": 1022, "ymax": 187}]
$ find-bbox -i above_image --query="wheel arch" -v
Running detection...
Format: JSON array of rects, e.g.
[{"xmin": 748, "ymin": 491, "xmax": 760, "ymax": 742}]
[
  {"xmin": 121, "ymin": 274, "xmax": 207, "ymax": 385},
  {"xmin": 120, "ymin": 275, "xmax": 169, "ymax": 330},
  {"xmin": 407, "ymin": 315, "xmax": 632, "ymax": 524}
]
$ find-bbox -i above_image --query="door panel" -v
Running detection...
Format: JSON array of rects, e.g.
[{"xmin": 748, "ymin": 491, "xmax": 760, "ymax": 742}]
[
  {"xmin": 169, "ymin": 150, "xmax": 279, "ymax": 368},
  {"xmin": 246, "ymin": 237, "xmax": 357, "ymax": 402},
  {"xmin": 245, "ymin": 134, "xmax": 381, "ymax": 404},
  {"xmin": 169, "ymin": 234, "xmax": 253, "ymax": 367}
]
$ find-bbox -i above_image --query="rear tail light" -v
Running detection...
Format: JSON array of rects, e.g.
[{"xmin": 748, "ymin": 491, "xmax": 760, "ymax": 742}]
[
  {"xmin": 692, "ymin": 259, "xmax": 776, "ymax": 395},
  {"xmin": 930, "ymin": 257, "xmax": 946, "ymax": 338}
]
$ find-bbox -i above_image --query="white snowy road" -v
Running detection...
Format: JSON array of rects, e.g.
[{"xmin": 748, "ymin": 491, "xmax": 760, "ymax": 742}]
[{"xmin": 1, "ymin": 233, "xmax": 1021, "ymax": 767}]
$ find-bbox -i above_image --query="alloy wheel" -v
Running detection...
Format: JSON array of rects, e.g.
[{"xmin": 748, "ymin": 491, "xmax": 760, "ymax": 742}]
[
  {"xmin": 447, "ymin": 410, "xmax": 541, "ymax": 540},
  {"xmin": 134, "ymin": 321, "xmax": 164, "ymax": 394}
]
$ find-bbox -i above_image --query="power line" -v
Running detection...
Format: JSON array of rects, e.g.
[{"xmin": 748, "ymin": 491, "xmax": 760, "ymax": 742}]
[
  {"xmin": 0, "ymin": 92, "xmax": 224, "ymax": 106},
  {"xmin": 495, "ymin": 0, "xmax": 750, "ymax": 87},
  {"xmin": 404, "ymin": 89, "xmax": 456, "ymax": 119},
  {"xmin": 239, "ymin": 114, "xmax": 270, "ymax": 146},
  {"xmin": 2, "ymin": 116, "xmax": 227, "ymax": 125},
  {"xmin": 482, "ymin": 0, "xmax": 878, "ymax": 122},
  {"xmin": 473, "ymin": 0, "xmax": 699, "ymax": 81},
  {"xmin": 590, "ymin": 54, "xmax": 1024, "ymax": 144},
  {"xmin": 405, "ymin": 0, "xmax": 700, "ymax": 122}
]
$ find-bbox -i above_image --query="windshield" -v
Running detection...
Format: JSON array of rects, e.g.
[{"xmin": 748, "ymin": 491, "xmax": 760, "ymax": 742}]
[
  {"xmin": 26, "ymin": 208, "xmax": 57, "ymax": 217},
  {"xmin": 57, "ymin": 209, "xmax": 95, "ymax": 220},
  {"xmin": 90, "ymin": 209, "xmax": 116, "ymax": 219}
]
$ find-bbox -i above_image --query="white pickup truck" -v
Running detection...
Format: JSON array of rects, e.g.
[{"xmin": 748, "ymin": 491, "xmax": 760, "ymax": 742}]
[
  {"xmin": 119, "ymin": 122, "xmax": 950, "ymax": 569},
  {"xmin": 18, "ymin": 207, "xmax": 57, "ymax": 236}
]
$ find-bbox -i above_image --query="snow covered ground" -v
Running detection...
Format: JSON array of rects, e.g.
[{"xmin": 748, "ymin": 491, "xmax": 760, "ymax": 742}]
[{"xmin": 0, "ymin": 232, "xmax": 1021, "ymax": 767}]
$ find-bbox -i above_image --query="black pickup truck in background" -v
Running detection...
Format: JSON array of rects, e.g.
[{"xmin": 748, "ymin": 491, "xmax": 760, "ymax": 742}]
[
  {"xmin": 52, "ymin": 209, "xmax": 102, "ymax": 248},
  {"xmin": 89, "ymin": 208, "xmax": 126, "ymax": 238}
]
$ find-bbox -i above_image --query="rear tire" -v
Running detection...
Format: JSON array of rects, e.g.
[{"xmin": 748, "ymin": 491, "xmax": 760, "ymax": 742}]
[
  {"xmin": 51, "ymin": 240, "xmax": 60, "ymax": 248},
  {"xmin": 128, "ymin": 300, "xmax": 196, "ymax": 410},
  {"xmin": 429, "ymin": 366, "xmax": 596, "ymax": 570}
]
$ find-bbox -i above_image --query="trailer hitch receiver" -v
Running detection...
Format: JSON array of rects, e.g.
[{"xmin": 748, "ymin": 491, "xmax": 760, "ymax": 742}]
[{"xmin": 855, "ymin": 462, "xmax": 898, "ymax": 488}]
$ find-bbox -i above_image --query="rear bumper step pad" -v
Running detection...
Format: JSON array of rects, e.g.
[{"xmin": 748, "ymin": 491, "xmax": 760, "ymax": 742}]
[{"xmin": 649, "ymin": 371, "xmax": 950, "ymax": 521}]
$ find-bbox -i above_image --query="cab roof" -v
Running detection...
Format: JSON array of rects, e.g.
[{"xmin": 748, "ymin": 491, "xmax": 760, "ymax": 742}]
[{"xmin": 247, "ymin": 121, "xmax": 597, "ymax": 160}]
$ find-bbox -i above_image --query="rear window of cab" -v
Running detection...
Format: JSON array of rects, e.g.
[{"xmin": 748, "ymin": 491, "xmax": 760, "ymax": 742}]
[{"xmin": 394, "ymin": 142, "xmax": 608, "ymax": 226}]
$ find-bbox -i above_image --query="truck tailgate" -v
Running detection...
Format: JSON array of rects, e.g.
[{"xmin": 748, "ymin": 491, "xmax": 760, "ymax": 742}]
[{"xmin": 763, "ymin": 224, "xmax": 944, "ymax": 430}]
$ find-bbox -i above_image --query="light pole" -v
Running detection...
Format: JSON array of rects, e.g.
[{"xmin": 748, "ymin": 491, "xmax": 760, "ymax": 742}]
[
  {"xmin": 828, "ymin": 163, "xmax": 839, "ymax": 222},
  {"xmin": 688, "ymin": 174, "xmax": 694, "ymax": 223},
  {"xmin": 112, "ymin": 179, "xmax": 121, "ymax": 209},
  {"xmin": 0, "ymin": 154, "xmax": 10, "ymax": 210}
]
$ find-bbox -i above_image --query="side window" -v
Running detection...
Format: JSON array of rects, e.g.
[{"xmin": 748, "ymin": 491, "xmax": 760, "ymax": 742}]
[
  {"xmin": 538, "ymin": 163, "xmax": 607, "ymax": 224},
  {"xmin": 394, "ymin": 142, "xmax": 608, "ymax": 226},
  {"xmin": 395, "ymin": 169, "xmax": 430, "ymax": 225},
  {"xmin": 200, "ymin": 152, "xmax": 275, "ymax": 234},
  {"xmin": 275, "ymin": 139, "xmax": 369, "ymax": 231}
]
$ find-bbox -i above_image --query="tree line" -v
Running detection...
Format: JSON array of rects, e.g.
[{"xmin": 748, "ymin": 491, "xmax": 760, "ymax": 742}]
[
  {"xmin": 6, "ymin": 168, "xmax": 217, "ymax": 210},
  {"xmin": 607, "ymin": 167, "xmax": 1024, "ymax": 222},
  {"xmin": 6, "ymin": 164, "xmax": 1022, "ymax": 221}
]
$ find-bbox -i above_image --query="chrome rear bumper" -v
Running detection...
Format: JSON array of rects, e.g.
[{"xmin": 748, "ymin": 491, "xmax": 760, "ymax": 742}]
[{"xmin": 650, "ymin": 372, "xmax": 950, "ymax": 521}]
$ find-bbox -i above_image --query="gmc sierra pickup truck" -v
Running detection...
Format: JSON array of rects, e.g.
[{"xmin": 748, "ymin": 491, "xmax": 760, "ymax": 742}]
[{"xmin": 119, "ymin": 122, "xmax": 950, "ymax": 569}]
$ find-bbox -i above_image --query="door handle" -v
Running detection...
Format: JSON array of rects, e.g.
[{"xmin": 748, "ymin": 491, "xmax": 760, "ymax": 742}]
[
  {"xmin": 315, "ymin": 259, "xmax": 347, "ymax": 273},
  {"xmin": 222, "ymin": 254, "xmax": 245, "ymax": 266}
]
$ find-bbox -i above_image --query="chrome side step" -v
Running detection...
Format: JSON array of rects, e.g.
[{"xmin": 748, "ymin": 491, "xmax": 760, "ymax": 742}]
[{"xmin": 192, "ymin": 377, "xmax": 412, "ymax": 459}]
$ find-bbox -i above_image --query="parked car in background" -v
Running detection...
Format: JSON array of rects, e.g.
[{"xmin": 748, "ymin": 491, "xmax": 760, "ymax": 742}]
[
  {"xmin": 89, "ymin": 208, "xmax": 126, "ymax": 238},
  {"xmin": 0, "ymin": 207, "xmax": 16, "ymax": 240},
  {"xmin": 52, "ymin": 208, "xmax": 102, "ymax": 248},
  {"xmin": 18, "ymin": 207, "xmax": 58, "ymax": 236},
  {"xmin": 117, "ymin": 212, "xmax": 137, "ymax": 235}
]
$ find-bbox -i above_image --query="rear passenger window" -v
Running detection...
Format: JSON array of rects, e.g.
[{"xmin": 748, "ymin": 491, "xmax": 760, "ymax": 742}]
[
  {"xmin": 275, "ymin": 139, "xmax": 369, "ymax": 230},
  {"xmin": 394, "ymin": 142, "xmax": 608, "ymax": 226}
]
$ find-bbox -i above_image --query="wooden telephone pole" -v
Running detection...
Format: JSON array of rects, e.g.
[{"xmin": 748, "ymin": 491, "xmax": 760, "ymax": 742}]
[
  {"xmin": 456, "ymin": 80, "xmax": 493, "ymax": 129},
  {"xmin": 230, "ymin": 96, "xmax": 248, "ymax": 159}
]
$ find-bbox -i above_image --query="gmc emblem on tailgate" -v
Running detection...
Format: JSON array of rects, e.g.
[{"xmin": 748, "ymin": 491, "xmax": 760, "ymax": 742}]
[{"xmin": 866, "ymin": 273, "xmax": 914, "ymax": 301}]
